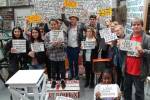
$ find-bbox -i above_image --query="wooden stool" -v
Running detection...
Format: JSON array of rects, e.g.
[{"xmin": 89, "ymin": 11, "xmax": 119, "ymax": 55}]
[{"xmin": 93, "ymin": 58, "xmax": 111, "ymax": 84}]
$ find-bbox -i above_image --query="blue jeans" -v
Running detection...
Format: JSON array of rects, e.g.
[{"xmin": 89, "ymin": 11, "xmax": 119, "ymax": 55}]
[
  {"xmin": 67, "ymin": 47, "xmax": 80, "ymax": 78},
  {"xmin": 124, "ymin": 73, "xmax": 144, "ymax": 100}
]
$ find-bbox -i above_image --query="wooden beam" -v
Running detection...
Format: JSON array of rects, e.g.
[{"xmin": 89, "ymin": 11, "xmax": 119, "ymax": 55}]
[{"xmin": 143, "ymin": 0, "xmax": 149, "ymax": 32}]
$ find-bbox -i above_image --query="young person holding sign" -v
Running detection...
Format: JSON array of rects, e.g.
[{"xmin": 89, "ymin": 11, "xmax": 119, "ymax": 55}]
[
  {"xmin": 44, "ymin": 19, "xmax": 67, "ymax": 89},
  {"xmin": 82, "ymin": 27, "xmax": 98, "ymax": 88},
  {"xmin": 94, "ymin": 69, "xmax": 121, "ymax": 100},
  {"xmin": 4, "ymin": 27, "xmax": 30, "ymax": 79},
  {"xmin": 122, "ymin": 18, "xmax": 150, "ymax": 100},
  {"xmin": 28, "ymin": 27, "xmax": 46, "ymax": 69}
]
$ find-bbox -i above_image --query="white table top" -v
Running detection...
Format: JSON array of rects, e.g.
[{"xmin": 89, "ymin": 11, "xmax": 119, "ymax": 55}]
[{"xmin": 6, "ymin": 70, "xmax": 44, "ymax": 85}]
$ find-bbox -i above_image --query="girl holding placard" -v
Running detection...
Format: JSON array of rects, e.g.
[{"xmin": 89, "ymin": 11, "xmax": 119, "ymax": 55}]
[
  {"xmin": 28, "ymin": 27, "xmax": 46, "ymax": 69},
  {"xmin": 4, "ymin": 27, "xmax": 30, "ymax": 79},
  {"xmin": 94, "ymin": 69, "xmax": 121, "ymax": 100},
  {"xmin": 82, "ymin": 27, "xmax": 98, "ymax": 88},
  {"xmin": 44, "ymin": 19, "xmax": 67, "ymax": 89}
]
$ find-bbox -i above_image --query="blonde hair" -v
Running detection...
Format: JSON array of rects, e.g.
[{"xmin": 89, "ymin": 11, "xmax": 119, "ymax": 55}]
[{"xmin": 86, "ymin": 26, "xmax": 96, "ymax": 38}]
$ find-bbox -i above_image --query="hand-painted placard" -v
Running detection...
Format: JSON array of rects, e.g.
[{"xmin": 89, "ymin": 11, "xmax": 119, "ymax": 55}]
[
  {"xmin": 12, "ymin": 40, "xmax": 26, "ymax": 53},
  {"xmin": 26, "ymin": 15, "xmax": 42, "ymax": 23},
  {"xmin": 31, "ymin": 42, "xmax": 44, "ymax": 52},
  {"xmin": 119, "ymin": 39, "xmax": 141, "ymax": 52},
  {"xmin": 99, "ymin": 28, "xmax": 118, "ymax": 43},
  {"xmin": 97, "ymin": 84, "xmax": 118, "ymax": 98},
  {"xmin": 81, "ymin": 41, "xmax": 95, "ymax": 49},
  {"xmin": 64, "ymin": 0, "xmax": 78, "ymax": 8},
  {"xmin": 49, "ymin": 30, "xmax": 64, "ymax": 42}
]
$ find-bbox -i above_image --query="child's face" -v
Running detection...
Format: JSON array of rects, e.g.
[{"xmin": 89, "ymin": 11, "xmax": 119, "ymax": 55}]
[
  {"xmin": 32, "ymin": 30, "xmax": 39, "ymax": 40},
  {"xmin": 86, "ymin": 29, "xmax": 93, "ymax": 38},
  {"xmin": 102, "ymin": 73, "xmax": 112, "ymax": 84},
  {"xmin": 50, "ymin": 21, "xmax": 59, "ymax": 30},
  {"xmin": 14, "ymin": 29, "xmax": 21, "ymax": 38}
]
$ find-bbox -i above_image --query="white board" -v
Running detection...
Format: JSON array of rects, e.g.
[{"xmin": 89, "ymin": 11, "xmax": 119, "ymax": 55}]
[
  {"xmin": 81, "ymin": 41, "xmax": 95, "ymax": 49},
  {"xmin": 31, "ymin": 42, "xmax": 45, "ymax": 52},
  {"xmin": 49, "ymin": 30, "xmax": 64, "ymax": 42},
  {"xmin": 12, "ymin": 39, "xmax": 26, "ymax": 53}
]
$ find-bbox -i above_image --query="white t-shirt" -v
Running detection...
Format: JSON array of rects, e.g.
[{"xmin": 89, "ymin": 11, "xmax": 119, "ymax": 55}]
[
  {"xmin": 94, "ymin": 84, "xmax": 120, "ymax": 100},
  {"xmin": 68, "ymin": 26, "xmax": 78, "ymax": 47},
  {"xmin": 85, "ymin": 37, "xmax": 96, "ymax": 61}
]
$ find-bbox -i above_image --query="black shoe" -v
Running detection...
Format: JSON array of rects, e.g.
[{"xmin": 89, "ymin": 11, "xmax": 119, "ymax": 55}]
[
  {"xmin": 69, "ymin": 76, "xmax": 73, "ymax": 80},
  {"xmin": 61, "ymin": 80, "xmax": 66, "ymax": 89},
  {"xmin": 51, "ymin": 81, "xmax": 56, "ymax": 88},
  {"xmin": 75, "ymin": 76, "xmax": 79, "ymax": 80},
  {"xmin": 84, "ymin": 82, "xmax": 89, "ymax": 88},
  {"xmin": 89, "ymin": 82, "xmax": 95, "ymax": 89}
]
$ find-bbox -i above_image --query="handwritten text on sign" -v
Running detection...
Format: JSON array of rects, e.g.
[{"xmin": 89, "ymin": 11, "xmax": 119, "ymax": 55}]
[
  {"xmin": 119, "ymin": 39, "xmax": 141, "ymax": 52},
  {"xmin": 98, "ymin": 8, "xmax": 112, "ymax": 17},
  {"xmin": 98, "ymin": 84, "xmax": 118, "ymax": 98},
  {"xmin": 64, "ymin": 0, "xmax": 78, "ymax": 8},
  {"xmin": 26, "ymin": 15, "xmax": 42, "ymax": 23},
  {"xmin": 119, "ymin": 39, "xmax": 141, "ymax": 57},
  {"xmin": 31, "ymin": 42, "xmax": 44, "ymax": 52},
  {"xmin": 81, "ymin": 41, "xmax": 95, "ymax": 49},
  {"xmin": 56, "ymin": 96, "xmax": 74, "ymax": 100},
  {"xmin": 12, "ymin": 40, "xmax": 26, "ymax": 53},
  {"xmin": 49, "ymin": 30, "xmax": 64, "ymax": 42},
  {"xmin": 99, "ymin": 28, "xmax": 118, "ymax": 43}
]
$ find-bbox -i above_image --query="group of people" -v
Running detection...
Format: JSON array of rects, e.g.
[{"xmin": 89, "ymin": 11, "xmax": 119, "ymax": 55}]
[{"xmin": 3, "ymin": 6, "xmax": 150, "ymax": 100}]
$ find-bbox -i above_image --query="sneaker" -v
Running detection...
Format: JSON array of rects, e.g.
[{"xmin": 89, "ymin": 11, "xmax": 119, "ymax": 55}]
[
  {"xmin": 51, "ymin": 80, "xmax": 56, "ymax": 88},
  {"xmin": 61, "ymin": 80, "xmax": 66, "ymax": 89}
]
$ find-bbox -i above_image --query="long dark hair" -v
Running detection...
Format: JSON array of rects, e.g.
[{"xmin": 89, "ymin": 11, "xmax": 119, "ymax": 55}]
[
  {"xmin": 12, "ymin": 27, "xmax": 24, "ymax": 39},
  {"xmin": 30, "ymin": 27, "xmax": 42, "ymax": 42},
  {"xmin": 98, "ymin": 68, "xmax": 114, "ymax": 84}
]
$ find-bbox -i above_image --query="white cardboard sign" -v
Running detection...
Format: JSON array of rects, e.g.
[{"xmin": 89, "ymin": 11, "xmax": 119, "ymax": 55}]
[
  {"xmin": 98, "ymin": 84, "xmax": 118, "ymax": 98},
  {"xmin": 31, "ymin": 42, "xmax": 44, "ymax": 52},
  {"xmin": 119, "ymin": 39, "xmax": 141, "ymax": 52},
  {"xmin": 12, "ymin": 39, "xmax": 26, "ymax": 53},
  {"xmin": 99, "ymin": 28, "xmax": 118, "ymax": 43},
  {"xmin": 49, "ymin": 30, "xmax": 64, "ymax": 42},
  {"xmin": 81, "ymin": 41, "xmax": 95, "ymax": 49}
]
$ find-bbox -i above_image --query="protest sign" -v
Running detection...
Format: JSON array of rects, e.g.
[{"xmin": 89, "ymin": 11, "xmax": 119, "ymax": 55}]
[
  {"xmin": 12, "ymin": 40, "xmax": 26, "ymax": 53},
  {"xmin": 26, "ymin": 15, "xmax": 42, "ymax": 23},
  {"xmin": 64, "ymin": 0, "xmax": 78, "ymax": 8},
  {"xmin": 50, "ymin": 30, "xmax": 64, "ymax": 42},
  {"xmin": 98, "ymin": 7, "xmax": 112, "ymax": 17},
  {"xmin": 119, "ymin": 39, "xmax": 141, "ymax": 57},
  {"xmin": 99, "ymin": 28, "xmax": 118, "ymax": 43},
  {"xmin": 56, "ymin": 96, "xmax": 74, "ymax": 100},
  {"xmin": 98, "ymin": 84, "xmax": 118, "ymax": 98},
  {"xmin": 81, "ymin": 41, "xmax": 95, "ymax": 49},
  {"xmin": 119, "ymin": 39, "xmax": 141, "ymax": 52},
  {"xmin": 31, "ymin": 42, "xmax": 44, "ymax": 52}
]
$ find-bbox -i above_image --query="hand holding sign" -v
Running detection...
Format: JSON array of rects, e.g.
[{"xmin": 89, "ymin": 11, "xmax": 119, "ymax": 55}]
[
  {"xmin": 11, "ymin": 48, "xmax": 17, "ymax": 53},
  {"xmin": 135, "ymin": 45, "xmax": 144, "ymax": 56}
]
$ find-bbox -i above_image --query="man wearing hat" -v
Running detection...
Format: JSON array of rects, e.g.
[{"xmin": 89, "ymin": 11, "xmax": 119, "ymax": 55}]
[{"xmin": 61, "ymin": 7, "xmax": 84, "ymax": 80}]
